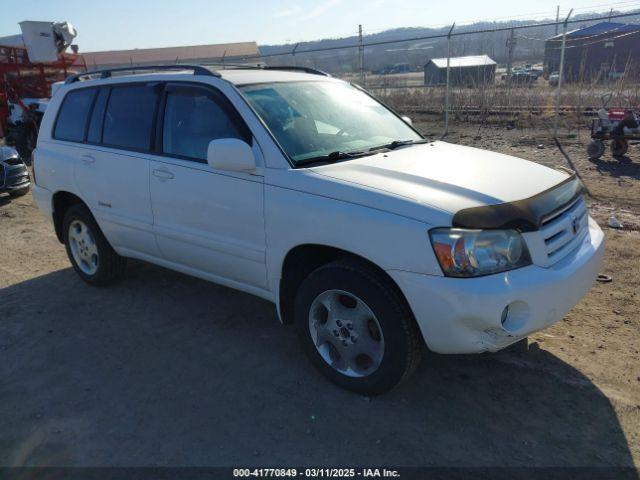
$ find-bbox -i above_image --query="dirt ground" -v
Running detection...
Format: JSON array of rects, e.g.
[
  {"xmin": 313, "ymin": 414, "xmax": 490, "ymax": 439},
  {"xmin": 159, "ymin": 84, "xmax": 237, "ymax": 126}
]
[{"xmin": 0, "ymin": 123, "xmax": 639, "ymax": 469}]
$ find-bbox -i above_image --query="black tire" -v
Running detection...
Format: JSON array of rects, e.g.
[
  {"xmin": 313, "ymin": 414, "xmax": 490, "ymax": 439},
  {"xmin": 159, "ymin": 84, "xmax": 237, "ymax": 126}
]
[
  {"xmin": 611, "ymin": 138, "xmax": 629, "ymax": 157},
  {"xmin": 62, "ymin": 204, "xmax": 126, "ymax": 286},
  {"xmin": 586, "ymin": 140, "xmax": 605, "ymax": 160},
  {"xmin": 9, "ymin": 186, "xmax": 30, "ymax": 197},
  {"xmin": 503, "ymin": 337, "xmax": 529, "ymax": 354},
  {"xmin": 294, "ymin": 258, "xmax": 422, "ymax": 395}
]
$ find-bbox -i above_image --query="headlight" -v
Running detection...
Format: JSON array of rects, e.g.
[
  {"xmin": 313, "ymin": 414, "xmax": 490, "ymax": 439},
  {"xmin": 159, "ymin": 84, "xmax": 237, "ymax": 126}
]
[{"xmin": 429, "ymin": 228, "xmax": 532, "ymax": 278}]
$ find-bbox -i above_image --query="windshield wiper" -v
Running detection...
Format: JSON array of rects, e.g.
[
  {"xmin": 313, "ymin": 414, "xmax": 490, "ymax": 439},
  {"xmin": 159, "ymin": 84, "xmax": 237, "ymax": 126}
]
[
  {"xmin": 369, "ymin": 138, "xmax": 429, "ymax": 152},
  {"xmin": 295, "ymin": 150, "xmax": 375, "ymax": 167},
  {"xmin": 294, "ymin": 139, "xmax": 428, "ymax": 167}
]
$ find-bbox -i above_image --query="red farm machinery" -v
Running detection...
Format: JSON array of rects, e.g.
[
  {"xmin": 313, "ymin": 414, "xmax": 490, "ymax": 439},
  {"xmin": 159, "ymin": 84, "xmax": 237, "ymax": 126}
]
[{"xmin": 0, "ymin": 21, "xmax": 86, "ymax": 158}]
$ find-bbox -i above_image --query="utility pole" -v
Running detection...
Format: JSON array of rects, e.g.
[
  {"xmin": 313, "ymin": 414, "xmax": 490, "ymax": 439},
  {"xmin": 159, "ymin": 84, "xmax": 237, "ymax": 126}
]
[
  {"xmin": 444, "ymin": 23, "xmax": 455, "ymax": 136},
  {"xmin": 506, "ymin": 28, "xmax": 516, "ymax": 88},
  {"xmin": 555, "ymin": 5, "xmax": 560, "ymax": 36},
  {"xmin": 358, "ymin": 24, "xmax": 364, "ymax": 86},
  {"xmin": 554, "ymin": 9, "xmax": 573, "ymax": 137}
]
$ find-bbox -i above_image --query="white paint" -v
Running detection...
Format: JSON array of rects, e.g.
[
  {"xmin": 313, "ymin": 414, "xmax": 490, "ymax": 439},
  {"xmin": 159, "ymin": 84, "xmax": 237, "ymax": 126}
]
[
  {"xmin": 32, "ymin": 69, "xmax": 605, "ymax": 355},
  {"xmin": 18, "ymin": 21, "xmax": 59, "ymax": 62}
]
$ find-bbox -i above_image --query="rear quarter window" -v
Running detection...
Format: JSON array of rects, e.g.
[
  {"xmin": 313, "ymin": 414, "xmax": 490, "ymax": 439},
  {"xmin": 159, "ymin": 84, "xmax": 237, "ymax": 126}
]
[
  {"xmin": 53, "ymin": 88, "xmax": 97, "ymax": 142},
  {"xmin": 102, "ymin": 84, "xmax": 159, "ymax": 151}
]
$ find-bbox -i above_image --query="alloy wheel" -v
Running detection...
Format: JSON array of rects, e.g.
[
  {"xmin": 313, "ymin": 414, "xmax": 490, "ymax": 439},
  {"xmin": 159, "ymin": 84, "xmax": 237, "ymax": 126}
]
[
  {"xmin": 68, "ymin": 219, "xmax": 99, "ymax": 275},
  {"xmin": 308, "ymin": 289, "xmax": 385, "ymax": 378}
]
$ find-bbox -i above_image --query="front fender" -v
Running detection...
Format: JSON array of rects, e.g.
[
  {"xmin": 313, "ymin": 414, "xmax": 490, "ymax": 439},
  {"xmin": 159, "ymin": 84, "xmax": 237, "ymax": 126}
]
[{"xmin": 264, "ymin": 182, "xmax": 444, "ymax": 301}]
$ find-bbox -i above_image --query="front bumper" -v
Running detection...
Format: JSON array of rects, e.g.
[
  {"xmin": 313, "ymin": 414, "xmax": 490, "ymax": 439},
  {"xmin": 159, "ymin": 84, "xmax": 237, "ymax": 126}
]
[
  {"xmin": 0, "ymin": 164, "xmax": 30, "ymax": 193},
  {"xmin": 389, "ymin": 217, "xmax": 605, "ymax": 354}
]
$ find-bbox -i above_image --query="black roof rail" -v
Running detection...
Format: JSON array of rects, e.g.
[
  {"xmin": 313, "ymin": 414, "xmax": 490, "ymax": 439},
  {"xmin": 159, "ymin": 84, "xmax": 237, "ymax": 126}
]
[
  {"xmin": 64, "ymin": 64, "xmax": 220, "ymax": 84},
  {"xmin": 200, "ymin": 64, "xmax": 332, "ymax": 77},
  {"xmin": 203, "ymin": 62, "xmax": 263, "ymax": 69},
  {"xmin": 261, "ymin": 66, "xmax": 331, "ymax": 77}
]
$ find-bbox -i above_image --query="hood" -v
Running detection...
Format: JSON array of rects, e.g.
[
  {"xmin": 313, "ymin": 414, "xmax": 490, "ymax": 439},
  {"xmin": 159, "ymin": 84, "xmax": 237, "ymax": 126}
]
[
  {"xmin": 0, "ymin": 146, "xmax": 21, "ymax": 162},
  {"xmin": 311, "ymin": 141, "xmax": 569, "ymax": 216}
]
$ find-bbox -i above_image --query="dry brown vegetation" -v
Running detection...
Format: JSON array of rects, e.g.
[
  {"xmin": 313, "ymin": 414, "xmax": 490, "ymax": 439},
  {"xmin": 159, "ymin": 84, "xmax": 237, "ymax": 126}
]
[{"xmin": 361, "ymin": 74, "xmax": 640, "ymax": 132}]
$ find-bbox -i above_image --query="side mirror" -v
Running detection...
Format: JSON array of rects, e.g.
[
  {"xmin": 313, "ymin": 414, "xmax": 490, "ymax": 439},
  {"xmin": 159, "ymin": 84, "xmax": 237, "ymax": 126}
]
[
  {"xmin": 401, "ymin": 116, "xmax": 413, "ymax": 126},
  {"xmin": 207, "ymin": 138, "xmax": 256, "ymax": 171}
]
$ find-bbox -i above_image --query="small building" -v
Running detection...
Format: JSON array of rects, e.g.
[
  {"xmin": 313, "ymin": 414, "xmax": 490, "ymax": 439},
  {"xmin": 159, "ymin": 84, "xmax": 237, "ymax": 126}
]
[
  {"xmin": 82, "ymin": 41, "xmax": 259, "ymax": 69},
  {"xmin": 544, "ymin": 22, "xmax": 640, "ymax": 82},
  {"xmin": 424, "ymin": 55, "xmax": 496, "ymax": 86}
]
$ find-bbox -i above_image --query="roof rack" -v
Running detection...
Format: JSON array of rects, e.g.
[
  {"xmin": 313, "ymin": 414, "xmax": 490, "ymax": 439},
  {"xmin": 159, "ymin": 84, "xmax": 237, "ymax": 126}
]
[
  {"xmin": 201, "ymin": 63, "xmax": 331, "ymax": 77},
  {"xmin": 64, "ymin": 64, "xmax": 220, "ymax": 84},
  {"xmin": 261, "ymin": 66, "xmax": 331, "ymax": 77}
]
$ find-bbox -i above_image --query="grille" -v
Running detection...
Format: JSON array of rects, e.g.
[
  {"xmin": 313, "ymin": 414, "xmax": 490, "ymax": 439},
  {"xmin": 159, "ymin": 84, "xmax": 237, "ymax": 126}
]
[
  {"xmin": 4, "ymin": 158, "xmax": 23, "ymax": 166},
  {"xmin": 539, "ymin": 196, "xmax": 588, "ymax": 264}
]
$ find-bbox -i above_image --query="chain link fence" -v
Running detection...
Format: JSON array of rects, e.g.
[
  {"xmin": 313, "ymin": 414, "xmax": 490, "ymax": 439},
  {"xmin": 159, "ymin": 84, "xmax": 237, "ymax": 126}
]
[{"xmin": 205, "ymin": 9, "xmax": 640, "ymax": 138}]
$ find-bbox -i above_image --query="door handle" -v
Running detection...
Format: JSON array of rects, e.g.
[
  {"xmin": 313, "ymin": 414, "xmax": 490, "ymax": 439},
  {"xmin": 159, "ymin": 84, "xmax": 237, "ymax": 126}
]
[
  {"xmin": 152, "ymin": 169, "xmax": 175, "ymax": 180},
  {"xmin": 80, "ymin": 154, "xmax": 95, "ymax": 164}
]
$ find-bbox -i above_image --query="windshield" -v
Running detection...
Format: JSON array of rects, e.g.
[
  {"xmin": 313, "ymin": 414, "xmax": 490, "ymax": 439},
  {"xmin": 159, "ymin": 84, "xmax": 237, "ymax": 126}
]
[{"xmin": 240, "ymin": 81, "xmax": 422, "ymax": 165}]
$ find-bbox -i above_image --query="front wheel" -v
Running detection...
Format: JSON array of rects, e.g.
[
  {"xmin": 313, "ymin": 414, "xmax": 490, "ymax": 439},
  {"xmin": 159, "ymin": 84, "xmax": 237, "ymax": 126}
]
[
  {"xmin": 294, "ymin": 259, "xmax": 422, "ymax": 395},
  {"xmin": 63, "ymin": 204, "xmax": 126, "ymax": 285},
  {"xmin": 611, "ymin": 138, "xmax": 629, "ymax": 157}
]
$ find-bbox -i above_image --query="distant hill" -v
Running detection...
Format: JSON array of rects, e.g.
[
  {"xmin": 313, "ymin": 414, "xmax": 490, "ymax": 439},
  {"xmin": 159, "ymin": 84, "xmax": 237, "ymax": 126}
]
[{"xmin": 258, "ymin": 9, "xmax": 640, "ymax": 73}]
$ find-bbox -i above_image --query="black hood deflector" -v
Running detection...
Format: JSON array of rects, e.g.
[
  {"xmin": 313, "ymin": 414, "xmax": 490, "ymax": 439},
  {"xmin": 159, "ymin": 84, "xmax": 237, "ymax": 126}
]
[{"xmin": 452, "ymin": 174, "xmax": 584, "ymax": 232}]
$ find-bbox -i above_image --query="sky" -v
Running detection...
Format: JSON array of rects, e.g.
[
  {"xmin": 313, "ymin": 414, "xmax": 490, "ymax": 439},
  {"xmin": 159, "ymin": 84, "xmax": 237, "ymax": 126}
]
[{"xmin": 1, "ymin": 0, "xmax": 639, "ymax": 52}]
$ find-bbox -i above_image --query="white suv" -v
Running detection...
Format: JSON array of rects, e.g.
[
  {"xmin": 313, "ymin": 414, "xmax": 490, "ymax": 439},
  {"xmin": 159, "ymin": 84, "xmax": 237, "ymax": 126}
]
[{"xmin": 32, "ymin": 65, "xmax": 604, "ymax": 394}]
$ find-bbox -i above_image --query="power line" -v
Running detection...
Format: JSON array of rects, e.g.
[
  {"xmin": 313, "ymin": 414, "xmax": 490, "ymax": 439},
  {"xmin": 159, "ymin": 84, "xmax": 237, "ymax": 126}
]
[
  {"xmin": 360, "ymin": 1, "xmax": 640, "ymax": 36},
  {"xmin": 240, "ymin": 10, "xmax": 640, "ymax": 61}
]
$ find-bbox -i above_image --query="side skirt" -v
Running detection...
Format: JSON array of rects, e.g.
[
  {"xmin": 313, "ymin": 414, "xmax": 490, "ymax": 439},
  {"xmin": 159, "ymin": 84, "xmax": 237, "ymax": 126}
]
[{"xmin": 115, "ymin": 246, "xmax": 277, "ymax": 304}]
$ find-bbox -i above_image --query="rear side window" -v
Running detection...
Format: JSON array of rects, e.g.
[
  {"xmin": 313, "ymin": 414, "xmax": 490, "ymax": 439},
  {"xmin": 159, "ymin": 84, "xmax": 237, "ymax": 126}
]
[
  {"xmin": 103, "ymin": 84, "xmax": 159, "ymax": 151},
  {"xmin": 162, "ymin": 87, "xmax": 247, "ymax": 161},
  {"xmin": 53, "ymin": 88, "xmax": 97, "ymax": 142}
]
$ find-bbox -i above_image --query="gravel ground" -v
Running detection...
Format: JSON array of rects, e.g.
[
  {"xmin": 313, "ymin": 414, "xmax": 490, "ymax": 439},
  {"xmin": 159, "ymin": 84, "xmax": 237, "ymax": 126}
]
[{"xmin": 0, "ymin": 125, "xmax": 638, "ymax": 469}]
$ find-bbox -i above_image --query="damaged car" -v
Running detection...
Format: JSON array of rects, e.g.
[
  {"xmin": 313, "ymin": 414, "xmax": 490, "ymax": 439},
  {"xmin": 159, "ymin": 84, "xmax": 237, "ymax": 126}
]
[
  {"xmin": 0, "ymin": 146, "xmax": 30, "ymax": 198},
  {"xmin": 31, "ymin": 65, "xmax": 604, "ymax": 394}
]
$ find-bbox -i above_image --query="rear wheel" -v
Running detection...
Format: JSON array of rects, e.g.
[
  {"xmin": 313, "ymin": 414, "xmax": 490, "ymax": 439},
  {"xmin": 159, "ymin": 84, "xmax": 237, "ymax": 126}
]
[
  {"xmin": 294, "ymin": 259, "xmax": 422, "ymax": 395},
  {"xmin": 63, "ymin": 204, "xmax": 126, "ymax": 285},
  {"xmin": 586, "ymin": 140, "xmax": 605, "ymax": 160},
  {"xmin": 611, "ymin": 138, "xmax": 629, "ymax": 157}
]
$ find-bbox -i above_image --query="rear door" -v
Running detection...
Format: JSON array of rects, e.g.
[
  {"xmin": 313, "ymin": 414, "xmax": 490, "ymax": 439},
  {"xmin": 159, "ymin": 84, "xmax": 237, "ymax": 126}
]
[
  {"xmin": 149, "ymin": 82, "xmax": 267, "ymax": 289},
  {"xmin": 51, "ymin": 86, "xmax": 100, "ymax": 200},
  {"xmin": 73, "ymin": 82, "xmax": 162, "ymax": 256}
]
